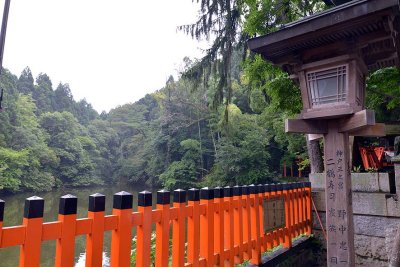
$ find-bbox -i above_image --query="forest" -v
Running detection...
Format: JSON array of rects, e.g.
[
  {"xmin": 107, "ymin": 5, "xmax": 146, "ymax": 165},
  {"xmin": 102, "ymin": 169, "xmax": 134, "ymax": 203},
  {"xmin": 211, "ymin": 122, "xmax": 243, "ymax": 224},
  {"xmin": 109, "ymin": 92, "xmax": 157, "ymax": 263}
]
[{"xmin": 0, "ymin": 0, "xmax": 399, "ymax": 194}]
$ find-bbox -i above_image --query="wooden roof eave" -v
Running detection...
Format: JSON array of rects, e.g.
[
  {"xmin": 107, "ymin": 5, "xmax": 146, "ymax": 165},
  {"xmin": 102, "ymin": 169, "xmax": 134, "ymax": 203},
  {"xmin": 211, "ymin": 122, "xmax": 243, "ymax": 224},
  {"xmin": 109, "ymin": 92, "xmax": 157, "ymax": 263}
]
[{"xmin": 247, "ymin": 0, "xmax": 400, "ymax": 68}]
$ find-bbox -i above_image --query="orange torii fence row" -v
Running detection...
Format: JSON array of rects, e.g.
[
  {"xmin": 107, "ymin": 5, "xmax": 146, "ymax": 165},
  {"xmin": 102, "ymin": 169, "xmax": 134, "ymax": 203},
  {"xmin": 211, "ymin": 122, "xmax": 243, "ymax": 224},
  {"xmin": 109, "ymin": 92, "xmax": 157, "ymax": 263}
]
[{"xmin": 0, "ymin": 182, "xmax": 312, "ymax": 267}]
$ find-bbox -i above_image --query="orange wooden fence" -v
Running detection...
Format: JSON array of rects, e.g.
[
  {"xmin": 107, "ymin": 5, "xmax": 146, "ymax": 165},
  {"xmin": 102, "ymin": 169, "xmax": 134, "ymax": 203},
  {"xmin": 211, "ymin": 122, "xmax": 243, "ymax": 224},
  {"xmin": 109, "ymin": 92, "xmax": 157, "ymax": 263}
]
[{"xmin": 0, "ymin": 182, "xmax": 312, "ymax": 267}]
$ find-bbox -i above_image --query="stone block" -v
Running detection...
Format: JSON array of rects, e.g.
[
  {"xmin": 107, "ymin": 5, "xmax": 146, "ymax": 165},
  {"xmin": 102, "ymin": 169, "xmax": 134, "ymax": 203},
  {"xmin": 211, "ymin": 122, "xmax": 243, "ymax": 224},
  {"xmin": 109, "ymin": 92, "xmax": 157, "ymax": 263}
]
[
  {"xmin": 386, "ymin": 196, "xmax": 400, "ymax": 217},
  {"xmin": 354, "ymin": 235, "xmax": 388, "ymax": 262},
  {"xmin": 309, "ymin": 173, "xmax": 325, "ymax": 189},
  {"xmin": 395, "ymin": 164, "xmax": 400, "ymax": 193},
  {"xmin": 377, "ymin": 173, "xmax": 390, "ymax": 192},
  {"xmin": 313, "ymin": 212, "xmax": 400, "ymax": 238},
  {"xmin": 354, "ymin": 215, "xmax": 399, "ymax": 238},
  {"xmin": 385, "ymin": 225, "xmax": 399, "ymax": 262},
  {"xmin": 355, "ymin": 255, "xmax": 388, "ymax": 267},
  {"xmin": 353, "ymin": 192, "xmax": 387, "ymax": 216},
  {"xmin": 312, "ymin": 211, "xmax": 326, "ymax": 231},
  {"xmin": 311, "ymin": 190, "xmax": 326, "ymax": 211},
  {"xmin": 311, "ymin": 190, "xmax": 388, "ymax": 216},
  {"xmin": 309, "ymin": 172, "xmax": 391, "ymax": 193}
]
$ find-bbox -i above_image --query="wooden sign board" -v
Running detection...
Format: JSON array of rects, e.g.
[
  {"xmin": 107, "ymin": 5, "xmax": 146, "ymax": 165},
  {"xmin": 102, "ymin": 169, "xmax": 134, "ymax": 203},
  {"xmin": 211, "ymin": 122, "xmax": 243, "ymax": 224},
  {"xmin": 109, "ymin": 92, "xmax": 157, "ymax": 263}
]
[{"xmin": 263, "ymin": 197, "xmax": 285, "ymax": 232}]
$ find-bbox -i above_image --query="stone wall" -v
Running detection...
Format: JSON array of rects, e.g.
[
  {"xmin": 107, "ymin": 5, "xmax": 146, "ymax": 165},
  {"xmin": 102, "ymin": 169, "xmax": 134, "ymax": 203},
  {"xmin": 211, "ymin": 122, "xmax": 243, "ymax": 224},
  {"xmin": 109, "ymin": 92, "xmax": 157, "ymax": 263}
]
[{"xmin": 310, "ymin": 170, "xmax": 400, "ymax": 266}]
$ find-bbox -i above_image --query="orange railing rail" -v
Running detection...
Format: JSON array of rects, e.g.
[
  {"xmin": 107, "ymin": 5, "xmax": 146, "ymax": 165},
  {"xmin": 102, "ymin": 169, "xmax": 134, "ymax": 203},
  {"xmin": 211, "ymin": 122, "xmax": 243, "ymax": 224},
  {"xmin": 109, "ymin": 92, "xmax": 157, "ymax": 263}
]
[{"xmin": 0, "ymin": 182, "xmax": 312, "ymax": 267}]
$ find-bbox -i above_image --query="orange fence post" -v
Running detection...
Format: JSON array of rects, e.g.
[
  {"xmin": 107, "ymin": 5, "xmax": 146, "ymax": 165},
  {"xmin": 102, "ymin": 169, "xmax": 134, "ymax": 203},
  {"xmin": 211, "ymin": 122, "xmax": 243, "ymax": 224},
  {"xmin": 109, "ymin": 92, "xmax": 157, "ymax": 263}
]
[
  {"xmin": 155, "ymin": 190, "xmax": 170, "ymax": 267},
  {"xmin": 111, "ymin": 191, "xmax": 133, "ymax": 267},
  {"xmin": 214, "ymin": 187, "xmax": 224, "ymax": 265},
  {"xmin": 269, "ymin": 184, "xmax": 279, "ymax": 248},
  {"xmin": 275, "ymin": 184, "xmax": 285, "ymax": 246},
  {"xmin": 301, "ymin": 182, "xmax": 307, "ymax": 234},
  {"xmin": 282, "ymin": 184, "xmax": 292, "ymax": 249},
  {"xmin": 136, "ymin": 191, "xmax": 152, "ymax": 267},
  {"xmin": 293, "ymin": 183, "xmax": 299, "ymax": 237},
  {"xmin": 263, "ymin": 185, "xmax": 272, "ymax": 251},
  {"xmin": 200, "ymin": 187, "xmax": 214, "ymax": 267},
  {"xmin": 0, "ymin": 199, "xmax": 4, "ymax": 247},
  {"xmin": 85, "ymin": 193, "xmax": 105, "ymax": 267},
  {"xmin": 257, "ymin": 185, "xmax": 265, "ymax": 253},
  {"xmin": 303, "ymin": 183, "xmax": 307, "ymax": 234},
  {"xmin": 249, "ymin": 185, "xmax": 261, "ymax": 265},
  {"xmin": 55, "ymin": 194, "xmax": 78, "ymax": 267},
  {"xmin": 297, "ymin": 183, "xmax": 304, "ymax": 235},
  {"xmin": 288, "ymin": 184, "xmax": 295, "ymax": 240},
  {"xmin": 304, "ymin": 182, "xmax": 312, "ymax": 235},
  {"xmin": 172, "ymin": 189, "xmax": 186, "ymax": 267},
  {"xmin": 187, "ymin": 188, "xmax": 200, "ymax": 267},
  {"xmin": 19, "ymin": 196, "xmax": 44, "ymax": 267},
  {"xmin": 242, "ymin": 185, "xmax": 251, "ymax": 260},
  {"xmin": 233, "ymin": 186, "xmax": 243, "ymax": 263},
  {"xmin": 224, "ymin": 186, "xmax": 234, "ymax": 266}
]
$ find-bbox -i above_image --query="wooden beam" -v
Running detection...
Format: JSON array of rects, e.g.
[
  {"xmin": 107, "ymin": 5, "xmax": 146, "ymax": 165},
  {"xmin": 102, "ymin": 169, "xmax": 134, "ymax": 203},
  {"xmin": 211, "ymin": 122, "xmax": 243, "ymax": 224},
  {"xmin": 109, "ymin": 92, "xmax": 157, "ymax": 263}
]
[
  {"xmin": 338, "ymin": 110, "xmax": 375, "ymax": 132},
  {"xmin": 385, "ymin": 123, "xmax": 400, "ymax": 135},
  {"xmin": 285, "ymin": 119, "xmax": 327, "ymax": 134},
  {"xmin": 349, "ymin": 123, "xmax": 386, "ymax": 137}
]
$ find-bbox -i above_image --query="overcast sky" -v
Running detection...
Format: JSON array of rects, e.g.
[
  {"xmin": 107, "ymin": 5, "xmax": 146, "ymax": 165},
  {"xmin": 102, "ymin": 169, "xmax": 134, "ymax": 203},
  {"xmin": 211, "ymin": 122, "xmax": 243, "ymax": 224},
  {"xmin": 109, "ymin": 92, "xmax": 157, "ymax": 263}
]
[{"xmin": 3, "ymin": 0, "xmax": 204, "ymax": 112}]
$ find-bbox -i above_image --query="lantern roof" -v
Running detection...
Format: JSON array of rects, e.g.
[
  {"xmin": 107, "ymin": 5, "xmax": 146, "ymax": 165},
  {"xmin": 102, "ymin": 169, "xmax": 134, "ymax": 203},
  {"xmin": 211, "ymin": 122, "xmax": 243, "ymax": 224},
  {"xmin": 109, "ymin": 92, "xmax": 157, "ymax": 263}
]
[{"xmin": 248, "ymin": 0, "xmax": 400, "ymax": 73}]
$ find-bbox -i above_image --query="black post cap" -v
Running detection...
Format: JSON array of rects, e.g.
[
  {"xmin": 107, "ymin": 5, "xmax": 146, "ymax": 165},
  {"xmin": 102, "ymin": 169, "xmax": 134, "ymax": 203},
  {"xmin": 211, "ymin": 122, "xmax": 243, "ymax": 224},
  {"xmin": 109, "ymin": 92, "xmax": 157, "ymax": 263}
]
[
  {"xmin": 0, "ymin": 199, "xmax": 4, "ymax": 221},
  {"xmin": 24, "ymin": 196, "xmax": 44, "ymax": 219},
  {"xmin": 276, "ymin": 183, "xmax": 283, "ymax": 191},
  {"xmin": 188, "ymin": 188, "xmax": 200, "ymax": 201},
  {"xmin": 157, "ymin": 190, "xmax": 170, "ymax": 205},
  {"xmin": 282, "ymin": 183, "xmax": 289, "ymax": 190},
  {"xmin": 224, "ymin": 186, "xmax": 233, "ymax": 197},
  {"xmin": 292, "ymin": 182, "xmax": 298, "ymax": 189},
  {"xmin": 113, "ymin": 191, "xmax": 133, "ymax": 209},
  {"xmin": 138, "ymin": 191, "xmax": 152, "ymax": 207},
  {"xmin": 270, "ymin": 184, "xmax": 277, "ymax": 192},
  {"xmin": 233, "ymin": 185, "xmax": 242, "ymax": 196},
  {"xmin": 249, "ymin": 184, "xmax": 258, "ymax": 194},
  {"xmin": 89, "ymin": 193, "xmax": 105, "ymax": 212},
  {"xmin": 214, "ymin": 187, "xmax": 224, "ymax": 198},
  {"xmin": 200, "ymin": 187, "xmax": 214, "ymax": 200},
  {"xmin": 264, "ymin": 184, "xmax": 271, "ymax": 192},
  {"xmin": 258, "ymin": 184, "xmax": 265, "ymax": 193},
  {"xmin": 59, "ymin": 194, "xmax": 77, "ymax": 215},
  {"xmin": 242, "ymin": 185, "xmax": 249, "ymax": 195},
  {"xmin": 304, "ymin": 181, "xmax": 311, "ymax": 188},
  {"xmin": 173, "ymin": 189, "xmax": 186, "ymax": 203}
]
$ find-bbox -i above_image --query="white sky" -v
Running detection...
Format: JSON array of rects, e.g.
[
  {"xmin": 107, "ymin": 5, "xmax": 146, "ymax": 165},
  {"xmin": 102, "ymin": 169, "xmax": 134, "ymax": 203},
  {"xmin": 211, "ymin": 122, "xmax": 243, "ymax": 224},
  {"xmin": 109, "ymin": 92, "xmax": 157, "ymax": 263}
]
[{"xmin": 3, "ymin": 0, "xmax": 204, "ymax": 112}]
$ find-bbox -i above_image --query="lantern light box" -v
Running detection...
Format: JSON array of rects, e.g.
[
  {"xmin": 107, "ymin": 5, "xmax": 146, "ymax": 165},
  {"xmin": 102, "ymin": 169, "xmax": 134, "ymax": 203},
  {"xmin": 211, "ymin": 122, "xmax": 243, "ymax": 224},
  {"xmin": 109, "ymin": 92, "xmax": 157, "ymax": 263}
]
[{"xmin": 298, "ymin": 55, "xmax": 367, "ymax": 119}]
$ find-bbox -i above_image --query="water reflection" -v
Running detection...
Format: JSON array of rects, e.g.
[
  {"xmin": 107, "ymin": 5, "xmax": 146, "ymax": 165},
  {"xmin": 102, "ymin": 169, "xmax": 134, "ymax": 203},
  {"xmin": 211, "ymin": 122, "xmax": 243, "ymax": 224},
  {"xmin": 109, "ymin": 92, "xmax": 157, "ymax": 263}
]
[
  {"xmin": 75, "ymin": 252, "xmax": 110, "ymax": 267},
  {"xmin": 0, "ymin": 183, "xmax": 155, "ymax": 266}
]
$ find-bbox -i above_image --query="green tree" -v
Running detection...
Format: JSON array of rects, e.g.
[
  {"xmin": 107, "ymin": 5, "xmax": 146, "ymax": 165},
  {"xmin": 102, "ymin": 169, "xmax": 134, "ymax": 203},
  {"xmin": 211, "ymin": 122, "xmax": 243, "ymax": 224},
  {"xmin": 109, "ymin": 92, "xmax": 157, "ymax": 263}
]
[
  {"xmin": 160, "ymin": 139, "xmax": 202, "ymax": 190},
  {"xmin": 40, "ymin": 111, "xmax": 99, "ymax": 187}
]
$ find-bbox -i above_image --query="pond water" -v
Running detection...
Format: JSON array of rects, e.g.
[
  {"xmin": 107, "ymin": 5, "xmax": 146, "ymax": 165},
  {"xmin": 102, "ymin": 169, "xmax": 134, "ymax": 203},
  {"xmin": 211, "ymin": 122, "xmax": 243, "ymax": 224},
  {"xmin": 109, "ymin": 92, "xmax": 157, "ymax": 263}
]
[{"xmin": 0, "ymin": 183, "xmax": 156, "ymax": 266}]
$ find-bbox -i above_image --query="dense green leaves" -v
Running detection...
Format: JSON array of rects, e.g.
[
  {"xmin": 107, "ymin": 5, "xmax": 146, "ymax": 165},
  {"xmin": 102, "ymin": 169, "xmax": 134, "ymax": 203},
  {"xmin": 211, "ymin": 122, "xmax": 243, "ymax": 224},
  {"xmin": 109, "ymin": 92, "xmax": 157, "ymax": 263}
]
[{"xmin": 366, "ymin": 67, "xmax": 400, "ymax": 122}]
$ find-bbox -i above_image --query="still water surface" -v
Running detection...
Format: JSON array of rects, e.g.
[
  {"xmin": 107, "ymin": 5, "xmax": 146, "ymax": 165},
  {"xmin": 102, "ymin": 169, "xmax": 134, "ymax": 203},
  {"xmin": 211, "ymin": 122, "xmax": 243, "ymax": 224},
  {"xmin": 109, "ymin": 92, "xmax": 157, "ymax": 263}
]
[{"xmin": 0, "ymin": 183, "xmax": 155, "ymax": 266}]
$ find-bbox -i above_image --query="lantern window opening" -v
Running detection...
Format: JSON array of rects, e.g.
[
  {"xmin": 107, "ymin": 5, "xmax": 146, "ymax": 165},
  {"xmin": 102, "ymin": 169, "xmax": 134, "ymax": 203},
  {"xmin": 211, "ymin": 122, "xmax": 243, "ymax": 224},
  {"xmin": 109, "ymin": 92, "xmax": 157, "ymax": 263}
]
[{"xmin": 306, "ymin": 65, "xmax": 348, "ymax": 107}]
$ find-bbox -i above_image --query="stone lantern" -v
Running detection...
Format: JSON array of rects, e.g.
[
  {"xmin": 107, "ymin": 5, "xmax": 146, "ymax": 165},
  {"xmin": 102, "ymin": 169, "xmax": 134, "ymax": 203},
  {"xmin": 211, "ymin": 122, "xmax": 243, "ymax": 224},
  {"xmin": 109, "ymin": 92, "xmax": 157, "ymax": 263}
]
[
  {"xmin": 248, "ymin": 0, "xmax": 400, "ymax": 266},
  {"xmin": 298, "ymin": 54, "xmax": 366, "ymax": 119}
]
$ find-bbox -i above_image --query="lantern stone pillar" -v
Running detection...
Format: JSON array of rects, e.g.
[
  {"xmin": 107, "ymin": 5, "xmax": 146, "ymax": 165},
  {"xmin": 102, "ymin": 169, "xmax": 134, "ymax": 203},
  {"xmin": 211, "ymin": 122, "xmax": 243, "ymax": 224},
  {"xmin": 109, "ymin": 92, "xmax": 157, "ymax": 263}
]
[{"xmin": 324, "ymin": 122, "xmax": 354, "ymax": 265}]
